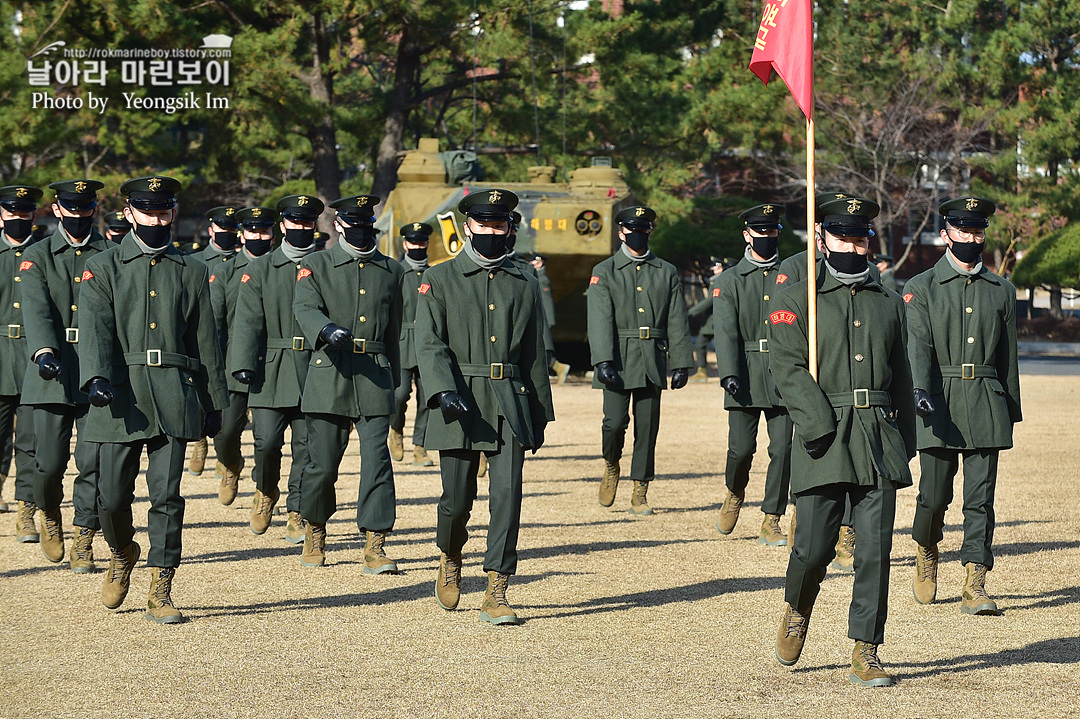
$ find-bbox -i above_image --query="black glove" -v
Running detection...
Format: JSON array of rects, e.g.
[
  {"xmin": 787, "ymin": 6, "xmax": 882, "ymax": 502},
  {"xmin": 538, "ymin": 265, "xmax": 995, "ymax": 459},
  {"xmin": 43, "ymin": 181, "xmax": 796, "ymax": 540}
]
[
  {"xmin": 86, "ymin": 377, "xmax": 115, "ymax": 408},
  {"xmin": 437, "ymin": 391, "xmax": 470, "ymax": 422},
  {"xmin": 318, "ymin": 323, "xmax": 353, "ymax": 349},
  {"xmin": 233, "ymin": 369, "xmax": 256, "ymax": 385},
  {"xmin": 913, "ymin": 388, "xmax": 936, "ymax": 418},
  {"xmin": 595, "ymin": 361, "xmax": 617, "ymax": 386},
  {"xmin": 803, "ymin": 430, "xmax": 836, "ymax": 459},
  {"xmin": 531, "ymin": 423, "xmax": 546, "ymax": 455},
  {"xmin": 202, "ymin": 410, "xmax": 223, "ymax": 438},
  {"xmin": 37, "ymin": 352, "xmax": 61, "ymax": 380},
  {"xmin": 670, "ymin": 367, "xmax": 690, "ymax": 390},
  {"xmin": 720, "ymin": 375, "xmax": 741, "ymax": 397}
]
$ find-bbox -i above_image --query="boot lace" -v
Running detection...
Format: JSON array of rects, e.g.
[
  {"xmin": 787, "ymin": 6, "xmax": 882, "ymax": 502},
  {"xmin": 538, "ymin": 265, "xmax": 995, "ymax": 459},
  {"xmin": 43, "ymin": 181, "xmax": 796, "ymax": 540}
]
[
  {"xmin": 254, "ymin": 490, "xmax": 275, "ymax": 516},
  {"xmin": 856, "ymin": 642, "xmax": 883, "ymax": 671},
  {"xmin": 311, "ymin": 524, "xmax": 326, "ymax": 552},
  {"xmin": 969, "ymin": 564, "xmax": 990, "ymax": 600},
  {"xmin": 43, "ymin": 510, "xmax": 62, "ymax": 540},
  {"xmin": 74, "ymin": 527, "xmax": 94, "ymax": 561},
  {"xmin": 109, "ymin": 548, "xmax": 130, "ymax": 583},
  {"xmin": 19, "ymin": 502, "xmax": 37, "ymax": 530},
  {"xmin": 632, "ymin": 481, "xmax": 648, "ymax": 503},
  {"xmin": 723, "ymin": 492, "xmax": 744, "ymax": 515},
  {"xmin": 491, "ymin": 573, "xmax": 511, "ymax": 608},
  {"xmin": 784, "ymin": 607, "xmax": 809, "ymax": 639},
  {"xmin": 368, "ymin": 531, "xmax": 387, "ymax": 558},
  {"xmin": 152, "ymin": 568, "xmax": 176, "ymax": 607},
  {"xmin": 442, "ymin": 554, "xmax": 462, "ymax": 587},
  {"xmin": 918, "ymin": 544, "xmax": 938, "ymax": 581},
  {"xmin": 840, "ymin": 526, "xmax": 856, "ymax": 554},
  {"xmin": 764, "ymin": 515, "xmax": 782, "ymax": 535}
]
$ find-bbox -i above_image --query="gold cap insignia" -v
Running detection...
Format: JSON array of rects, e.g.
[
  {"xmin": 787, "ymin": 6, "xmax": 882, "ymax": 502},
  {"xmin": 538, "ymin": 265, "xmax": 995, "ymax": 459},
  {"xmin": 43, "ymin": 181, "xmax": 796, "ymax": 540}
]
[
  {"xmin": 74, "ymin": 181, "xmax": 87, "ymax": 194},
  {"xmin": 763, "ymin": 205, "xmax": 774, "ymax": 215},
  {"xmin": 15, "ymin": 188, "xmax": 27, "ymax": 198},
  {"xmin": 966, "ymin": 198, "xmax": 979, "ymax": 211},
  {"xmin": 847, "ymin": 199, "xmax": 862, "ymax": 214},
  {"xmin": 356, "ymin": 197, "xmax": 369, "ymax": 207},
  {"xmin": 225, "ymin": 207, "xmax": 235, "ymax": 216},
  {"xmin": 413, "ymin": 223, "xmax": 422, "ymax": 231},
  {"xmin": 148, "ymin": 178, "xmax": 162, "ymax": 192},
  {"xmin": 297, "ymin": 196, "xmax": 309, "ymax": 206},
  {"xmin": 835, "ymin": 193, "xmax": 847, "ymax": 199},
  {"xmin": 488, "ymin": 190, "xmax": 502, "ymax": 204},
  {"xmin": 251, "ymin": 208, "xmax": 262, "ymax": 218},
  {"xmin": 635, "ymin": 207, "xmax": 646, "ymax": 217}
]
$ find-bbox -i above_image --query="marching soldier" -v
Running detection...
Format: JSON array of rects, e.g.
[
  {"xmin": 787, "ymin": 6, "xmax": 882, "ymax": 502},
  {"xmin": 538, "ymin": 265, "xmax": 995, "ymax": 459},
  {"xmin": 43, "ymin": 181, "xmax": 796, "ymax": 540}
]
[
  {"xmin": 686, "ymin": 256, "xmax": 725, "ymax": 382},
  {"xmin": 907, "ymin": 197, "xmax": 1022, "ymax": 614},
  {"xmin": 292, "ymin": 195, "xmax": 404, "ymax": 572},
  {"xmin": 874, "ymin": 253, "xmax": 899, "ymax": 292},
  {"xmin": 390, "ymin": 221, "xmax": 434, "ymax": 467},
  {"xmin": 588, "ymin": 206, "xmax": 694, "ymax": 514},
  {"xmin": 229, "ymin": 195, "xmax": 320, "ymax": 542},
  {"xmin": 714, "ymin": 204, "xmax": 792, "ymax": 546},
  {"xmin": 771, "ymin": 195, "xmax": 915, "ymax": 687},
  {"xmin": 187, "ymin": 205, "xmax": 241, "ymax": 477},
  {"xmin": 19, "ymin": 180, "xmax": 109, "ymax": 571},
  {"xmin": 210, "ymin": 206, "xmax": 275, "ymax": 504},
  {"xmin": 0, "ymin": 186, "xmax": 42, "ymax": 540},
  {"xmin": 103, "ymin": 210, "xmax": 131, "ymax": 244},
  {"xmin": 416, "ymin": 189, "xmax": 554, "ymax": 625},
  {"xmin": 78, "ymin": 176, "xmax": 228, "ymax": 623}
]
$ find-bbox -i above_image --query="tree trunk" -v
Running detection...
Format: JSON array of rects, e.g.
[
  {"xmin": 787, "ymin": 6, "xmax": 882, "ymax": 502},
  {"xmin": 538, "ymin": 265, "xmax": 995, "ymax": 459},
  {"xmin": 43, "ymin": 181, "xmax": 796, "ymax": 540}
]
[
  {"xmin": 371, "ymin": 25, "xmax": 422, "ymax": 201},
  {"xmin": 1049, "ymin": 285, "xmax": 1064, "ymax": 319},
  {"xmin": 305, "ymin": 14, "xmax": 341, "ymax": 233}
]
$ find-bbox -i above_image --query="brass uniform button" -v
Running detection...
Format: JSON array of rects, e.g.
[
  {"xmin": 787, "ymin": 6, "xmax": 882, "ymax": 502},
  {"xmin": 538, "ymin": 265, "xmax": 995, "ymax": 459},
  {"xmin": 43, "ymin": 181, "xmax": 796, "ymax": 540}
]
[
  {"xmin": 74, "ymin": 276, "xmax": 81, "ymax": 283},
  {"xmin": 359, "ymin": 316, "xmax": 367, "ymax": 322},
  {"xmin": 488, "ymin": 272, "xmax": 495, "ymax": 279},
  {"xmin": 764, "ymin": 294, "xmax": 770, "ymax": 301},
  {"xmin": 967, "ymin": 336, "xmax": 975, "ymax": 344},
  {"xmin": 316, "ymin": 358, "xmax": 323, "ymax": 365},
  {"xmin": 490, "ymin": 335, "xmax": 497, "ymax": 343},
  {"xmin": 851, "ymin": 288, "xmax": 856, "ymax": 296},
  {"xmin": 853, "ymin": 320, "xmax": 862, "ymax": 327},
  {"xmin": 966, "ymin": 307, "xmax": 973, "ymax": 314},
  {"xmin": 150, "ymin": 322, "xmax": 157, "ymax": 329},
  {"xmin": 855, "ymin": 353, "xmax": 864, "ymax": 362},
  {"xmin": 13, "ymin": 302, "xmax": 19, "ymax": 308},
  {"xmin": 966, "ymin": 278, "xmax": 972, "ymax": 285},
  {"xmin": 488, "ymin": 304, "xmax": 495, "ymax": 310},
  {"xmin": 637, "ymin": 286, "xmax": 643, "ymax": 292},
  {"xmin": 638, "ymin": 308, "xmax": 645, "ymax": 313},
  {"xmin": 150, "ymin": 290, "xmax": 157, "ymax": 297},
  {"xmin": 13, "ymin": 277, "xmax": 20, "ymax": 283},
  {"xmin": 71, "ymin": 304, "xmax": 77, "ymax": 311},
  {"xmin": 359, "ymin": 289, "xmax": 366, "ymax": 295},
  {"xmin": 76, "ymin": 250, "xmax": 82, "ymax": 256},
  {"xmin": 359, "ymin": 263, "xmax": 365, "ymax": 268},
  {"xmin": 150, "ymin": 259, "xmax": 157, "ymax": 266}
]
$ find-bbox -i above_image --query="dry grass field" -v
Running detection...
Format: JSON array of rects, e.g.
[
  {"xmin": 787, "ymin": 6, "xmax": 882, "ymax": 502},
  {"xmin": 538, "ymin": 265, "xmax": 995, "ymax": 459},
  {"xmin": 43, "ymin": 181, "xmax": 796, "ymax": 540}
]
[{"xmin": 1, "ymin": 372, "xmax": 1078, "ymax": 718}]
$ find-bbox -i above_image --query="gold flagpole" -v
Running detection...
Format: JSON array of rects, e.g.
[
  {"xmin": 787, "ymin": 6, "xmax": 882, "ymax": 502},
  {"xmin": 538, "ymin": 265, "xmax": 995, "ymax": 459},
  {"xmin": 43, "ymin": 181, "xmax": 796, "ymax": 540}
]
[{"xmin": 806, "ymin": 115, "xmax": 817, "ymax": 381}]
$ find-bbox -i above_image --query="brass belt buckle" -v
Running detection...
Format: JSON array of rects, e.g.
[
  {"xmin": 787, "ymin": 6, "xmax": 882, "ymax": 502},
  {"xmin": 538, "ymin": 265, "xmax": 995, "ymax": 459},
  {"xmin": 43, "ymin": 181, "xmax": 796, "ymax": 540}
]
[
  {"xmin": 490, "ymin": 363, "xmax": 504, "ymax": 380},
  {"xmin": 853, "ymin": 388, "xmax": 870, "ymax": 409},
  {"xmin": 292, "ymin": 336, "xmax": 306, "ymax": 351},
  {"xmin": 758, "ymin": 338, "xmax": 769, "ymax": 353},
  {"xmin": 962, "ymin": 363, "xmax": 975, "ymax": 380},
  {"xmin": 638, "ymin": 326, "xmax": 650, "ymax": 340},
  {"xmin": 7, "ymin": 324, "xmax": 20, "ymax": 339},
  {"xmin": 352, "ymin": 338, "xmax": 367, "ymax": 354},
  {"xmin": 147, "ymin": 349, "xmax": 162, "ymax": 367},
  {"xmin": 65, "ymin": 327, "xmax": 79, "ymax": 344}
]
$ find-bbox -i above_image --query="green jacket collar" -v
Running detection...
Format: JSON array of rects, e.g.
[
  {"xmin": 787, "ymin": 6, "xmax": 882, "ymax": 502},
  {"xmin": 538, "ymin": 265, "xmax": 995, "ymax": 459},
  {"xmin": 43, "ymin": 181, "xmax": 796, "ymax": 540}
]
[
  {"xmin": 737, "ymin": 255, "xmax": 777, "ymax": 276},
  {"xmin": 933, "ymin": 254, "xmax": 999, "ymax": 285},
  {"xmin": 818, "ymin": 265, "xmax": 884, "ymax": 295},
  {"xmin": 613, "ymin": 249, "xmax": 660, "ymax": 269},
  {"xmin": 454, "ymin": 250, "xmax": 523, "ymax": 278},
  {"xmin": 49, "ymin": 227, "xmax": 107, "ymax": 255},
  {"xmin": 328, "ymin": 241, "xmax": 393, "ymax": 270},
  {"xmin": 118, "ymin": 232, "xmax": 187, "ymax": 264}
]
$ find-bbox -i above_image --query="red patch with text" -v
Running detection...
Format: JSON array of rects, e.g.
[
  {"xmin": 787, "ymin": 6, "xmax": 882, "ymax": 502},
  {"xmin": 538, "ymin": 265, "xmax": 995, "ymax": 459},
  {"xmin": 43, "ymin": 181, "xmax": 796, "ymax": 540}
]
[
  {"xmin": 240, "ymin": 273, "xmax": 251, "ymax": 283},
  {"xmin": 712, "ymin": 288, "xmax": 720, "ymax": 297},
  {"xmin": 297, "ymin": 268, "xmax": 312, "ymax": 280},
  {"xmin": 418, "ymin": 283, "xmax": 430, "ymax": 295},
  {"xmin": 81, "ymin": 270, "xmax": 93, "ymax": 281},
  {"xmin": 19, "ymin": 261, "xmax": 33, "ymax": 271},
  {"xmin": 589, "ymin": 276, "xmax": 599, "ymax": 285},
  {"xmin": 209, "ymin": 274, "xmax": 216, "ymax": 283},
  {"xmin": 776, "ymin": 273, "xmax": 788, "ymax": 284},
  {"xmin": 903, "ymin": 293, "xmax": 913, "ymax": 303},
  {"xmin": 769, "ymin": 310, "xmax": 796, "ymax": 325}
]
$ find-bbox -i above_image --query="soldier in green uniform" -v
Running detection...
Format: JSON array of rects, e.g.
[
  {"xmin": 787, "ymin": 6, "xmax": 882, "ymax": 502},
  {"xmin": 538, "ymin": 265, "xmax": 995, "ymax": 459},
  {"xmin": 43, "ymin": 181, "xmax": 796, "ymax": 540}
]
[
  {"xmin": 588, "ymin": 206, "xmax": 694, "ymax": 514},
  {"xmin": 771, "ymin": 196, "xmax": 915, "ymax": 687},
  {"xmin": 293, "ymin": 194, "xmax": 404, "ymax": 573},
  {"xmin": 714, "ymin": 204, "xmax": 792, "ymax": 546},
  {"xmin": 229, "ymin": 195, "xmax": 320, "ymax": 542},
  {"xmin": 906, "ymin": 197, "xmax": 1022, "ymax": 615},
  {"xmin": 0, "ymin": 186, "xmax": 42, "ymax": 540},
  {"xmin": 416, "ymin": 189, "xmax": 554, "ymax": 625},
  {"xmin": 103, "ymin": 210, "xmax": 131, "ymax": 244},
  {"xmin": 874, "ymin": 254, "xmax": 899, "ymax": 293},
  {"xmin": 20, "ymin": 180, "xmax": 110, "ymax": 571},
  {"xmin": 687, "ymin": 256, "xmax": 724, "ymax": 382},
  {"xmin": 79, "ymin": 176, "xmax": 228, "ymax": 624},
  {"xmin": 187, "ymin": 205, "xmax": 241, "ymax": 478},
  {"xmin": 210, "ymin": 206, "xmax": 274, "ymax": 504},
  {"xmin": 390, "ymin": 221, "xmax": 434, "ymax": 467}
]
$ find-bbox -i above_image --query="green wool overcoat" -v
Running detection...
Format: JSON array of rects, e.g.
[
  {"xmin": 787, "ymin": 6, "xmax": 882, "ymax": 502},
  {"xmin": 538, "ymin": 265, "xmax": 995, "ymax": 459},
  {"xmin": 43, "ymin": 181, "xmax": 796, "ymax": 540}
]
[{"xmin": 0, "ymin": 234, "xmax": 39, "ymax": 396}]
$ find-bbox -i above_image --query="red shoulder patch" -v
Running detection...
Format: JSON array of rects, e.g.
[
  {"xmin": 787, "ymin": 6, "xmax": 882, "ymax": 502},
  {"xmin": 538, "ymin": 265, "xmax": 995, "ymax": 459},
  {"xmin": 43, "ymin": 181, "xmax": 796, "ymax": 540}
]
[
  {"xmin": 19, "ymin": 260, "xmax": 33, "ymax": 271},
  {"xmin": 712, "ymin": 287, "xmax": 721, "ymax": 297},
  {"xmin": 418, "ymin": 283, "xmax": 430, "ymax": 295},
  {"xmin": 297, "ymin": 268, "xmax": 312, "ymax": 280},
  {"xmin": 769, "ymin": 310, "xmax": 796, "ymax": 325},
  {"xmin": 209, "ymin": 274, "xmax": 216, "ymax": 283},
  {"xmin": 81, "ymin": 270, "xmax": 93, "ymax": 281},
  {"xmin": 589, "ymin": 276, "xmax": 599, "ymax": 285},
  {"xmin": 776, "ymin": 273, "xmax": 788, "ymax": 284},
  {"xmin": 240, "ymin": 273, "xmax": 251, "ymax": 284},
  {"xmin": 903, "ymin": 293, "xmax": 913, "ymax": 303}
]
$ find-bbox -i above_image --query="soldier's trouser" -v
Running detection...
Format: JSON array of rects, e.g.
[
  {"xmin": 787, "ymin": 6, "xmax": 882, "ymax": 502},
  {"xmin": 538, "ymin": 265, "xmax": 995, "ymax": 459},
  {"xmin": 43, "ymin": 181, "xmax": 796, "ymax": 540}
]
[
  {"xmin": 912, "ymin": 448, "xmax": 999, "ymax": 569},
  {"xmin": 724, "ymin": 407, "xmax": 792, "ymax": 515},
  {"xmin": 0, "ymin": 405, "xmax": 11, "ymax": 477},
  {"xmin": 303, "ymin": 413, "xmax": 395, "ymax": 531},
  {"xmin": 97, "ymin": 434, "xmax": 186, "ymax": 568},
  {"xmin": 437, "ymin": 417, "xmax": 525, "ymax": 575},
  {"xmin": 391, "ymin": 366, "xmax": 429, "ymax": 446},
  {"xmin": 694, "ymin": 332, "xmax": 713, "ymax": 370},
  {"xmin": 601, "ymin": 384, "xmax": 662, "ymax": 482},
  {"xmin": 32, "ymin": 404, "xmax": 100, "ymax": 529},
  {"xmin": 785, "ymin": 481, "xmax": 896, "ymax": 645},
  {"xmin": 0, "ymin": 399, "xmax": 35, "ymax": 502},
  {"xmin": 213, "ymin": 390, "xmax": 248, "ymax": 470},
  {"xmin": 251, "ymin": 407, "xmax": 308, "ymax": 514}
]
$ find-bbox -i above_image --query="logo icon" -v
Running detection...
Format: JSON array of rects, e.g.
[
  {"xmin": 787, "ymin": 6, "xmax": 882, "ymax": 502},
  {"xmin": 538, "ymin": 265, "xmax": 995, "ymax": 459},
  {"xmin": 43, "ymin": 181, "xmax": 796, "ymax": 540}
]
[
  {"xmin": 413, "ymin": 223, "xmax": 422, "ymax": 231},
  {"xmin": 763, "ymin": 205, "xmax": 774, "ymax": 215},
  {"xmin": 847, "ymin": 199, "xmax": 862, "ymax": 214},
  {"xmin": 635, "ymin": 207, "xmax": 646, "ymax": 217},
  {"xmin": 356, "ymin": 197, "xmax": 369, "ymax": 207},
  {"xmin": 148, "ymin": 178, "xmax": 162, "ymax": 192},
  {"xmin": 297, "ymin": 196, "xmax": 309, "ymax": 206},
  {"xmin": 225, "ymin": 207, "xmax": 235, "ymax": 216},
  {"xmin": 488, "ymin": 190, "xmax": 502, "ymax": 204},
  {"xmin": 15, "ymin": 188, "xmax": 27, "ymax": 198},
  {"xmin": 966, "ymin": 198, "xmax": 979, "ymax": 211},
  {"xmin": 201, "ymin": 34, "xmax": 233, "ymax": 49},
  {"xmin": 74, "ymin": 181, "xmax": 87, "ymax": 193},
  {"xmin": 251, "ymin": 208, "xmax": 262, "ymax": 218}
]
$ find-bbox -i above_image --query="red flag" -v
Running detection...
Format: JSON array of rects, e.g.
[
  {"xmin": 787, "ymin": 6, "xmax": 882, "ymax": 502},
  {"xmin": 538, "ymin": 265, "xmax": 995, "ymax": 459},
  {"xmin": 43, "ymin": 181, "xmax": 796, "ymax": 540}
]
[{"xmin": 749, "ymin": 0, "xmax": 814, "ymax": 119}]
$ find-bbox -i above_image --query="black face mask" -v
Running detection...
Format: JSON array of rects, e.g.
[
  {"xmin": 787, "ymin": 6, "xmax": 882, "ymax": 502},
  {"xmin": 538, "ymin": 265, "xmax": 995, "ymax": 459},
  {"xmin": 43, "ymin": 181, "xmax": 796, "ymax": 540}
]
[
  {"xmin": 749, "ymin": 235, "xmax": 778, "ymax": 259},
  {"xmin": 950, "ymin": 240, "xmax": 984, "ymax": 264},
  {"xmin": 245, "ymin": 238, "xmax": 272, "ymax": 256},
  {"xmin": 470, "ymin": 232, "xmax": 508, "ymax": 259},
  {"xmin": 62, "ymin": 214, "xmax": 94, "ymax": 240},
  {"xmin": 3, "ymin": 218, "xmax": 33, "ymax": 240},
  {"xmin": 135, "ymin": 222, "xmax": 171, "ymax": 249},
  {"xmin": 284, "ymin": 227, "xmax": 314, "ymax": 248},
  {"xmin": 213, "ymin": 230, "xmax": 237, "ymax": 250},
  {"xmin": 623, "ymin": 231, "xmax": 650, "ymax": 254},
  {"xmin": 824, "ymin": 248, "xmax": 868, "ymax": 274},
  {"xmin": 505, "ymin": 232, "xmax": 518, "ymax": 254},
  {"xmin": 406, "ymin": 247, "xmax": 428, "ymax": 261},
  {"xmin": 342, "ymin": 224, "xmax": 377, "ymax": 251}
]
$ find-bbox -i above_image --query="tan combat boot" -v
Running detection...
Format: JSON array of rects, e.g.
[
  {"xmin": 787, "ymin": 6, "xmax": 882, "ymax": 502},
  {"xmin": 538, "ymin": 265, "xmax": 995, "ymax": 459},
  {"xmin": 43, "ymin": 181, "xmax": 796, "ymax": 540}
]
[
  {"xmin": 912, "ymin": 542, "xmax": 939, "ymax": 605},
  {"xmin": 146, "ymin": 567, "xmax": 183, "ymax": 624},
  {"xmin": 435, "ymin": 552, "xmax": 463, "ymax": 611},
  {"xmin": 477, "ymin": 453, "xmax": 488, "ymax": 478},
  {"xmin": 301, "ymin": 522, "xmax": 326, "ymax": 567},
  {"xmin": 716, "ymin": 489, "xmax": 744, "ymax": 535},
  {"xmin": 284, "ymin": 511, "xmax": 305, "ymax": 544},
  {"xmin": 388, "ymin": 428, "xmax": 405, "ymax": 462},
  {"xmin": 776, "ymin": 603, "xmax": 811, "ymax": 666},
  {"xmin": 363, "ymin": 530, "xmax": 399, "ymax": 574},
  {"xmin": 629, "ymin": 480, "xmax": 653, "ymax": 515},
  {"xmin": 15, "ymin": 500, "xmax": 39, "ymax": 543},
  {"xmin": 249, "ymin": 485, "xmax": 280, "ymax": 535},
  {"xmin": 961, "ymin": 562, "xmax": 1000, "ymax": 615},
  {"xmin": 598, "ymin": 460, "xmax": 620, "ymax": 507},
  {"xmin": 830, "ymin": 525, "xmax": 855, "ymax": 572},
  {"xmin": 102, "ymin": 541, "xmax": 141, "ymax": 609},
  {"xmin": 0, "ymin": 474, "xmax": 8, "ymax": 513},
  {"xmin": 69, "ymin": 526, "xmax": 96, "ymax": 574},
  {"xmin": 214, "ymin": 460, "xmax": 224, "ymax": 478},
  {"xmin": 759, "ymin": 514, "xmax": 788, "ymax": 547},
  {"xmin": 479, "ymin": 571, "xmax": 519, "ymax": 625},
  {"xmin": 412, "ymin": 446, "xmax": 434, "ymax": 467},
  {"xmin": 38, "ymin": 508, "xmax": 65, "ymax": 563},
  {"xmin": 218, "ymin": 463, "xmax": 241, "ymax": 505},
  {"xmin": 188, "ymin": 437, "xmax": 208, "ymax": 476},
  {"xmin": 552, "ymin": 360, "xmax": 571, "ymax": 385},
  {"xmin": 849, "ymin": 641, "xmax": 894, "ymax": 687}
]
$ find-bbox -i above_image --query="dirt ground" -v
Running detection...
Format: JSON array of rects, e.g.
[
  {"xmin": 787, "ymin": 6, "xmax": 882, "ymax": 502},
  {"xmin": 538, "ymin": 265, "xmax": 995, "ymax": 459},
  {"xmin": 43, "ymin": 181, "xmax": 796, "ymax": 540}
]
[{"xmin": 1, "ymin": 373, "xmax": 1078, "ymax": 719}]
